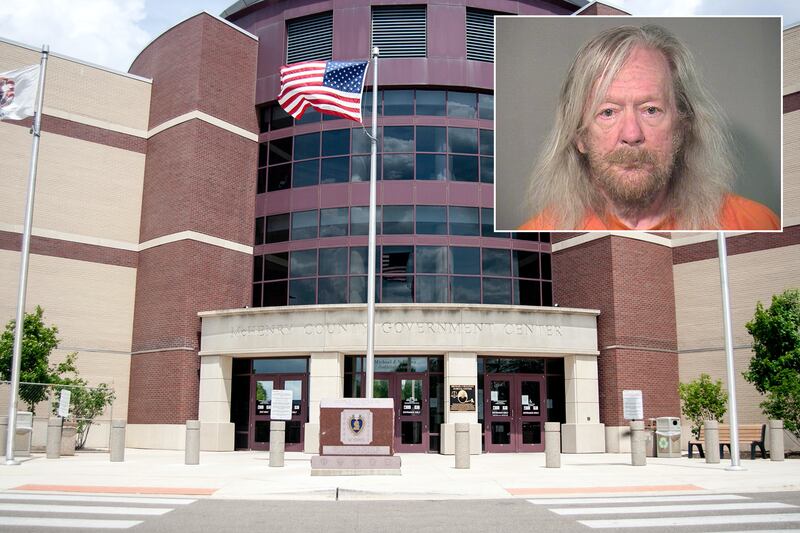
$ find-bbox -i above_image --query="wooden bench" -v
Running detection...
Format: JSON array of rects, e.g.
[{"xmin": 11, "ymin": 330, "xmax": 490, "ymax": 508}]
[{"xmin": 688, "ymin": 423, "xmax": 766, "ymax": 459}]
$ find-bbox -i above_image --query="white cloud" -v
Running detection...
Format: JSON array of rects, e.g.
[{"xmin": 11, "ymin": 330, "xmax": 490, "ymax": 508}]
[{"xmin": 0, "ymin": 0, "xmax": 151, "ymax": 72}]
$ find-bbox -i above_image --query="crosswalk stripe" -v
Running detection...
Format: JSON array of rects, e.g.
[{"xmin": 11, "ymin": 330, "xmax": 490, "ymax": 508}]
[
  {"xmin": 0, "ymin": 503, "xmax": 173, "ymax": 515},
  {"xmin": 0, "ymin": 516, "xmax": 142, "ymax": 529},
  {"xmin": 579, "ymin": 512, "xmax": 800, "ymax": 529},
  {"xmin": 553, "ymin": 501, "xmax": 795, "ymax": 516},
  {"xmin": 528, "ymin": 494, "xmax": 749, "ymax": 505},
  {"xmin": 0, "ymin": 493, "xmax": 196, "ymax": 505}
]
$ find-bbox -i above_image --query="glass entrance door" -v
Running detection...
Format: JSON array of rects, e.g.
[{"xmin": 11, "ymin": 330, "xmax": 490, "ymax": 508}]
[
  {"xmin": 249, "ymin": 373, "xmax": 306, "ymax": 451},
  {"xmin": 483, "ymin": 374, "xmax": 545, "ymax": 452},
  {"xmin": 374, "ymin": 373, "xmax": 428, "ymax": 452}
]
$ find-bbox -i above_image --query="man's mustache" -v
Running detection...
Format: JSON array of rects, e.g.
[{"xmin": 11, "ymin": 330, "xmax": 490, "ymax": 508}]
[{"xmin": 603, "ymin": 147, "xmax": 659, "ymax": 167}]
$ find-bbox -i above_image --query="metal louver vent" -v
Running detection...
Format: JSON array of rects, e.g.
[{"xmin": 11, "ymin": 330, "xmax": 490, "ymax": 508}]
[
  {"xmin": 287, "ymin": 11, "xmax": 333, "ymax": 64},
  {"xmin": 372, "ymin": 6, "xmax": 426, "ymax": 58},
  {"xmin": 466, "ymin": 9, "xmax": 495, "ymax": 62}
]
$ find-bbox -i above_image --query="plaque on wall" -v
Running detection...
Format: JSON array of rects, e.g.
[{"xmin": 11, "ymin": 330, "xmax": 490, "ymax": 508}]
[{"xmin": 449, "ymin": 385, "xmax": 476, "ymax": 411}]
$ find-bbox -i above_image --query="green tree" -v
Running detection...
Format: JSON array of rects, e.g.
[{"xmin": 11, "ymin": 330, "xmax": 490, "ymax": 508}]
[
  {"xmin": 745, "ymin": 289, "xmax": 800, "ymax": 437},
  {"xmin": 678, "ymin": 373, "xmax": 728, "ymax": 439}
]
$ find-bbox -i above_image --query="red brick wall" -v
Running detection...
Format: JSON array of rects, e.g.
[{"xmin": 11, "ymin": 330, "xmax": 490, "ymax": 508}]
[
  {"xmin": 673, "ymin": 225, "xmax": 800, "ymax": 264},
  {"xmin": 128, "ymin": 350, "xmax": 200, "ymax": 424}
]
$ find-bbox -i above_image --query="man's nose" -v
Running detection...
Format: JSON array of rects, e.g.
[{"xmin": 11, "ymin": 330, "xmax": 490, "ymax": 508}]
[{"xmin": 619, "ymin": 111, "xmax": 644, "ymax": 146}]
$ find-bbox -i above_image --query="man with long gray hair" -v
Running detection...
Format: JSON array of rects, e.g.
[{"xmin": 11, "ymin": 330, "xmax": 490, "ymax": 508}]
[{"xmin": 518, "ymin": 25, "xmax": 779, "ymax": 231}]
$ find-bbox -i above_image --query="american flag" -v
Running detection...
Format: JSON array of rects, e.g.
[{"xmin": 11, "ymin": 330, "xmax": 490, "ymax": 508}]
[{"xmin": 278, "ymin": 60, "xmax": 369, "ymax": 123}]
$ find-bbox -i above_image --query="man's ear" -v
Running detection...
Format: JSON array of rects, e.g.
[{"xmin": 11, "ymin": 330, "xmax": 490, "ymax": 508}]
[{"xmin": 575, "ymin": 135, "xmax": 587, "ymax": 154}]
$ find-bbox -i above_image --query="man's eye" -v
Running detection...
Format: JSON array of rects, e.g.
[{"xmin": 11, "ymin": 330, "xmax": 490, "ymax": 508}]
[
  {"xmin": 599, "ymin": 108, "xmax": 614, "ymax": 118},
  {"xmin": 644, "ymin": 106, "xmax": 660, "ymax": 115}
]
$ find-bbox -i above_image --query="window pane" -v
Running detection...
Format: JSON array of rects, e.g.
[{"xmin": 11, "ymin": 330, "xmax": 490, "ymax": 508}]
[
  {"xmin": 294, "ymin": 132, "xmax": 320, "ymax": 160},
  {"xmin": 349, "ymin": 276, "xmax": 367, "ymax": 303},
  {"xmin": 449, "ymin": 155, "xmax": 478, "ymax": 182},
  {"xmin": 416, "ymin": 90, "xmax": 446, "ymax": 116},
  {"xmin": 289, "ymin": 278, "xmax": 316, "ymax": 305},
  {"xmin": 416, "ymin": 154, "xmax": 446, "ymax": 181},
  {"xmin": 263, "ymin": 280, "xmax": 288, "ymax": 306},
  {"xmin": 416, "ymin": 275, "xmax": 448, "ymax": 303},
  {"xmin": 383, "ymin": 126, "xmax": 414, "ymax": 152},
  {"xmin": 448, "ymin": 127, "xmax": 478, "ymax": 154},
  {"xmin": 448, "ymin": 91, "xmax": 477, "ymax": 118},
  {"xmin": 352, "ymin": 127, "xmax": 372, "ymax": 154},
  {"xmin": 259, "ymin": 143, "xmax": 268, "ymax": 167},
  {"xmin": 382, "ymin": 276, "xmax": 413, "ymax": 303},
  {"xmin": 291, "ymin": 210, "xmax": 318, "ymax": 240},
  {"xmin": 351, "ymin": 155, "xmax": 381, "ymax": 182},
  {"xmin": 416, "ymin": 205, "xmax": 447, "ymax": 234},
  {"xmin": 483, "ymin": 277, "xmax": 511, "ymax": 304},
  {"xmin": 266, "ymin": 214, "xmax": 289, "ymax": 243},
  {"xmin": 514, "ymin": 250, "xmax": 540, "ymax": 279},
  {"xmin": 416, "ymin": 126, "xmax": 446, "ymax": 152},
  {"xmin": 516, "ymin": 279, "xmax": 541, "ymax": 306},
  {"xmin": 541, "ymin": 253, "xmax": 552, "ymax": 280},
  {"xmin": 481, "ymin": 207, "xmax": 508, "ymax": 238},
  {"xmin": 480, "ymin": 156, "xmax": 494, "ymax": 184},
  {"xmin": 293, "ymin": 160, "xmax": 319, "ymax": 187},
  {"xmin": 320, "ymin": 207, "xmax": 349, "ymax": 237},
  {"xmin": 253, "ymin": 255, "xmax": 263, "ymax": 282},
  {"xmin": 483, "ymin": 248, "xmax": 510, "ymax": 276},
  {"xmin": 269, "ymin": 137, "xmax": 292, "ymax": 164},
  {"xmin": 383, "ymin": 154, "xmax": 413, "ymax": 180},
  {"xmin": 322, "ymin": 129, "xmax": 350, "ymax": 156},
  {"xmin": 382, "ymin": 245, "xmax": 413, "ymax": 274},
  {"xmin": 416, "ymin": 246, "xmax": 448, "ymax": 273},
  {"xmin": 361, "ymin": 90, "xmax": 382, "ymax": 118},
  {"xmin": 542, "ymin": 281, "xmax": 553, "ymax": 306},
  {"xmin": 252, "ymin": 283, "xmax": 262, "ymax": 307},
  {"xmin": 257, "ymin": 167, "xmax": 266, "ymax": 194},
  {"xmin": 290, "ymin": 249, "xmax": 317, "ymax": 277},
  {"xmin": 321, "ymin": 156, "xmax": 349, "ymax": 184},
  {"xmin": 452, "ymin": 276, "xmax": 481, "ymax": 303},
  {"xmin": 268, "ymin": 163, "xmax": 291, "ymax": 191},
  {"xmin": 319, "ymin": 247, "xmax": 347, "ymax": 275},
  {"xmin": 265, "ymin": 252, "xmax": 289, "ymax": 280},
  {"xmin": 351, "ymin": 206, "xmax": 382, "ymax": 236},
  {"xmin": 296, "ymin": 107, "xmax": 320, "ymax": 124},
  {"xmin": 384, "ymin": 89, "xmax": 414, "ymax": 115},
  {"xmin": 450, "ymin": 247, "xmax": 480, "ymax": 275},
  {"xmin": 350, "ymin": 247, "xmax": 368, "ymax": 274},
  {"xmin": 271, "ymin": 105, "xmax": 292, "ymax": 130},
  {"xmin": 449, "ymin": 206, "xmax": 479, "ymax": 236},
  {"xmin": 383, "ymin": 205, "xmax": 413, "ymax": 234},
  {"xmin": 479, "ymin": 129, "xmax": 493, "ymax": 155},
  {"xmin": 479, "ymin": 93, "xmax": 494, "ymax": 120},
  {"xmin": 318, "ymin": 277, "xmax": 347, "ymax": 304},
  {"xmin": 254, "ymin": 217, "xmax": 265, "ymax": 246}
]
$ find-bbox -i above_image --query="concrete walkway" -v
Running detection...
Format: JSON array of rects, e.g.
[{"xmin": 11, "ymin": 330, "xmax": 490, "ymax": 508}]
[{"xmin": 1, "ymin": 450, "xmax": 798, "ymax": 500}]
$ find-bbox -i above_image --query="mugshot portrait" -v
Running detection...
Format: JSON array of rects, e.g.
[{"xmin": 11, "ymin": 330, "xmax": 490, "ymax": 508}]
[{"xmin": 494, "ymin": 17, "xmax": 782, "ymax": 232}]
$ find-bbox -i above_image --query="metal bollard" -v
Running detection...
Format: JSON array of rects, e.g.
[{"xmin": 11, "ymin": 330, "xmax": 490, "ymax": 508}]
[
  {"xmin": 769, "ymin": 420, "xmax": 784, "ymax": 461},
  {"xmin": 630, "ymin": 420, "xmax": 646, "ymax": 466},
  {"xmin": 455, "ymin": 423, "xmax": 470, "ymax": 469},
  {"xmin": 185, "ymin": 420, "xmax": 200, "ymax": 465},
  {"xmin": 46, "ymin": 418, "xmax": 62, "ymax": 459},
  {"xmin": 269, "ymin": 421, "xmax": 285, "ymax": 467},
  {"xmin": 545, "ymin": 422, "xmax": 561, "ymax": 468},
  {"xmin": 704, "ymin": 420, "xmax": 720, "ymax": 464},
  {"xmin": 110, "ymin": 419, "xmax": 126, "ymax": 462}
]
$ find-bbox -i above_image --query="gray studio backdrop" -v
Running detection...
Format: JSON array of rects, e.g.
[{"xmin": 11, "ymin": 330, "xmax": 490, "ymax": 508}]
[{"xmin": 494, "ymin": 16, "xmax": 782, "ymax": 231}]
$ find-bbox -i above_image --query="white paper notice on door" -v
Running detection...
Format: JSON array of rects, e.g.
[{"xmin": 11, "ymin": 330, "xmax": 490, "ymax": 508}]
[{"xmin": 491, "ymin": 391, "xmax": 498, "ymax": 402}]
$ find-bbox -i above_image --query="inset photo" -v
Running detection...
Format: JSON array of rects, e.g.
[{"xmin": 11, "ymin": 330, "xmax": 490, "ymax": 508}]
[{"xmin": 494, "ymin": 17, "xmax": 782, "ymax": 232}]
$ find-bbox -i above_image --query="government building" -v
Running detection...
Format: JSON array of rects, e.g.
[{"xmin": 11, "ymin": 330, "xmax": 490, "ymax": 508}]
[{"xmin": 1, "ymin": 0, "xmax": 797, "ymax": 455}]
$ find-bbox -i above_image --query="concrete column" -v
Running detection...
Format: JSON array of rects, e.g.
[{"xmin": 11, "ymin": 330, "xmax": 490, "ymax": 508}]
[
  {"xmin": 704, "ymin": 420, "xmax": 720, "ymax": 464},
  {"xmin": 198, "ymin": 355, "xmax": 235, "ymax": 451},
  {"xmin": 455, "ymin": 423, "xmax": 470, "ymax": 469},
  {"xmin": 769, "ymin": 420, "xmax": 784, "ymax": 461},
  {"xmin": 46, "ymin": 418, "xmax": 62, "ymax": 459},
  {"xmin": 110, "ymin": 419, "xmax": 126, "ymax": 462},
  {"xmin": 545, "ymin": 422, "xmax": 561, "ymax": 468},
  {"xmin": 185, "ymin": 420, "xmax": 200, "ymax": 465},
  {"xmin": 269, "ymin": 421, "xmax": 285, "ymax": 467},
  {"xmin": 442, "ymin": 352, "xmax": 481, "ymax": 455},
  {"xmin": 306, "ymin": 352, "xmax": 344, "ymax": 453},
  {"xmin": 562, "ymin": 354, "xmax": 605, "ymax": 453},
  {"xmin": 630, "ymin": 420, "xmax": 646, "ymax": 466}
]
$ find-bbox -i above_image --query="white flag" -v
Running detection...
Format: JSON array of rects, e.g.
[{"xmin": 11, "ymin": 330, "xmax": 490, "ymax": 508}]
[{"xmin": 0, "ymin": 65, "xmax": 40, "ymax": 121}]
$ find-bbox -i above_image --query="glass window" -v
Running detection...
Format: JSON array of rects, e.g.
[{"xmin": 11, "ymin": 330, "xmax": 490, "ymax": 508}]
[
  {"xmin": 450, "ymin": 247, "xmax": 480, "ymax": 275},
  {"xmin": 269, "ymin": 137, "xmax": 292, "ymax": 164},
  {"xmin": 255, "ymin": 217, "xmax": 265, "ymax": 246},
  {"xmin": 483, "ymin": 277, "xmax": 511, "ymax": 304},
  {"xmin": 253, "ymin": 255, "xmax": 263, "ymax": 282},
  {"xmin": 289, "ymin": 278, "xmax": 316, "ymax": 305},
  {"xmin": 322, "ymin": 129, "xmax": 350, "ymax": 156},
  {"xmin": 319, "ymin": 207, "xmax": 349, "ymax": 237},
  {"xmin": 294, "ymin": 132, "xmax": 320, "ymax": 160},
  {"xmin": 479, "ymin": 93, "xmax": 494, "ymax": 120},
  {"xmin": 296, "ymin": 107, "xmax": 320, "ymax": 124},
  {"xmin": 292, "ymin": 159, "xmax": 319, "ymax": 187},
  {"xmin": 319, "ymin": 247, "xmax": 347, "ymax": 275},
  {"xmin": 416, "ymin": 90, "xmax": 446, "ymax": 116},
  {"xmin": 479, "ymin": 129, "xmax": 494, "ymax": 156},
  {"xmin": 257, "ymin": 167, "xmax": 267, "ymax": 194},
  {"xmin": 416, "ymin": 154, "xmax": 446, "ymax": 181},
  {"xmin": 383, "ymin": 154, "xmax": 413, "ymax": 180},
  {"xmin": 252, "ymin": 283, "xmax": 262, "ymax": 307},
  {"xmin": 382, "ymin": 245, "xmax": 413, "ymax": 274},
  {"xmin": 265, "ymin": 214, "xmax": 289, "ymax": 243},
  {"xmin": 349, "ymin": 276, "xmax": 367, "ymax": 303},
  {"xmin": 361, "ymin": 90, "xmax": 382, "ymax": 117},
  {"xmin": 318, "ymin": 276, "xmax": 347, "ymax": 304},
  {"xmin": 480, "ymin": 157, "xmax": 494, "ymax": 184},
  {"xmin": 416, "ymin": 205, "xmax": 447, "ymax": 234},
  {"xmin": 383, "ymin": 205, "xmax": 413, "ymax": 234},
  {"xmin": 449, "ymin": 206, "xmax": 479, "ymax": 236},
  {"xmin": 383, "ymin": 126, "xmax": 414, "ymax": 152},
  {"xmin": 448, "ymin": 127, "xmax": 478, "ymax": 154},
  {"xmin": 416, "ymin": 275, "xmax": 448, "ymax": 303},
  {"xmin": 416, "ymin": 246, "xmax": 448, "ymax": 273},
  {"xmin": 351, "ymin": 155, "xmax": 380, "ymax": 182},
  {"xmin": 481, "ymin": 207, "xmax": 508, "ymax": 238},
  {"xmin": 352, "ymin": 127, "xmax": 372, "ymax": 154},
  {"xmin": 268, "ymin": 163, "xmax": 291, "ymax": 191},
  {"xmin": 382, "ymin": 275, "xmax": 413, "ymax": 303},
  {"xmin": 452, "ymin": 276, "xmax": 481, "ymax": 303},
  {"xmin": 384, "ymin": 89, "xmax": 414, "ymax": 115},
  {"xmin": 290, "ymin": 249, "xmax": 317, "ymax": 277},
  {"xmin": 291, "ymin": 210, "xmax": 318, "ymax": 240},
  {"xmin": 542, "ymin": 281, "xmax": 553, "ymax": 306},
  {"xmin": 483, "ymin": 248, "xmax": 511, "ymax": 276},
  {"xmin": 449, "ymin": 155, "xmax": 478, "ymax": 182},
  {"xmin": 541, "ymin": 253, "xmax": 552, "ymax": 280},
  {"xmin": 259, "ymin": 107, "xmax": 270, "ymax": 134},
  {"xmin": 514, "ymin": 250, "xmax": 540, "ymax": 279},
  {"xmin": 259, "ymin": 143, "xmax": 268, "ymax": 167},
  {"xmin": 263, "ymin": 280, "xmax": 288, "ymax": 306},
  {"xmin": 515, "ymin": 279, "xmax": 541, "ymax": 306},
  {"xmin": 416, "ymin": 126, "xmax": 446, "ymax": 152},
  {"xmin": 321, "ymin": 156, "xmax": 349, "ymax": 184},
  {"xmin": 271, "ymin": 105, "xmax": 292, "ymax": 130},
  {"xmin": 350, "ymin": 206, "xmax": 381, "ymax": 236},
  {"xmin": 253, "ymin": 358, "xmax": 308, "ymax": 373},
  {"xmin": 448, "ymin": 91, "xmax": 477, "ymax": 118},
  {"xmin": 265, "ymin": 252, "xmax": 289, "ymax": 280}
]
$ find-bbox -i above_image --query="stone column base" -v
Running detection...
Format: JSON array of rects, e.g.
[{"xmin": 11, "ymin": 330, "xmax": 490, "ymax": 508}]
[
  {"xmin": 304, "ymin": 422, "xmax": 320, "ymax": 454},
  {"xmin": 440, "ymin": 423, "xmax": 482, "ymax": 454},
  {"xmin": 605, "ymin": 425, "xmax": 632, "ymax": 453},
  {"xmin": 200, "ymin": 422, "xmax": 235, "ymax": 451},
  {"xmin": 561, "ymin": 423, "xmax": 606, "ymax": 453}
]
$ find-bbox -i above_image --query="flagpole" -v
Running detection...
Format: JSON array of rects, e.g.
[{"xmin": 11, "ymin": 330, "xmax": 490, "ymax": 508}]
[
  {"xmin": 365, "ymin": 47, "xmax": 379, "ymax": 399},
  {"xmin": 5, "ymin": 45, "xmax": 49, "ymax": 466}
]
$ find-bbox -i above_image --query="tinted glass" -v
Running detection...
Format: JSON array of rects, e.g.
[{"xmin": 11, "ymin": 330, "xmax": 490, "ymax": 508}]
[
  {"xmin": 416, "ymin": 275, "xmax": 448, "ymax": 303},
  {"xmin": 416, "ymin": 154, "xmax": 446, "ymax": 181},
  {"xmin": 479, "ymin": 129, "xmax": 494, "ymax": 155},
  {"xmin": 382, "ymin": 246, "xmax": 413, "ymax": 274},
  {"xmin": 383, "ymin": 154, "xmax": 413, "ymax": 180},
  {"xmin": 383, "ymin": 126, "xmax": 414, "ymax": 152},
  {"xmin": 265, "ymin": 214, "xmax": 289, "ymax": 243},
  {"xmin": 416, "ymin": 90, "xmax": 446, "ymax": 116},
  {"xmin": 516, "ymin": 279, "xmax": 541, "ymax": 306},
  {"xmin": 319, "ymin": 207, "xmax": 348, "ymax": 237},
  {"xmin": 271, "ymin": 105, "xmax": 292, "ymax": 130},
  {"xmin": 416, "ymin": 126, "xmax": 446, "ymax": 152},
  {"xmin": 350, "ymin": 247, "xmax": 368, "ymax": 274},
  {"xmin": 542, "ymin": 281, "xmax": 553, "ymax": 306},
  {"xmin": 384, "ymin": 89, "xmax": 413, "ymax": 115},
  {"xmin": 318, "ymin": 277, "xmax": 347, "ymax": 304},
  {"xmin": 253, "ymin": 280, "xmax": 261, "ymax": 306},
  {"xmin": 452, "ymin": 276, "xmax": 481, "ymax": 303},
  {"xmin": 263, "ymin": 252, "xmax": 288, "ymax": 280},
  {"xmin": 361, "ymin": 90, "xmax": 381, "ymax": 117},
  {"xmin": 514, "ymin": 251, "xmax": 540, "ymax": 279},
  {"xmin": 416, "ymin": 205, "xmax": 447, "ymax": 234},
  {"xmin": 483, "ymin": 277, "xmax": 511, "ymax": 304},
  {"xmin": 290, "ymin": 249, "xmax": 317, "ymax": 277},
  {"xmin": 448, "ymin": 91, "xmax": 477, "ymax": 118},
  {"xmin": 294, "ymin": 132, "xmax": 320, "ymax": 160},
  {"xmin": 480, "ymin": 157, "xmax": 494, "ymax": 184},
  {"xmin": 293, "ymin": 160, "xmax": 319, "ymax": 187},
  {"xmin": 351, "ymin": 155, "xmax": 380, "ymax": 182},
  {"xmin": 257, "ymin": 167, "xmax": 266, "ymax": 194},
  {"xmin": 263, "ymin": 280, "xmax": 288, "ymax": 306},
  {"xmin": 289, "ymin": 278, "xmax": 315, "ymax": 305},
  {"xmin": 450, "ymin": 247, "xmax": 480, "ymax": 275},
  {"xmin": 541, "ymin": 253, "xmax": 552, "ymax": 280},
  {"xmin": 479, "ymin": 93, "xmax": 494, "ymax": 120},
  {"xmin": 352, "ymin": 127, "xmax": 372, "ymax": 154},
  {"xmin": 259, "ymin": 143, "xmax": 268, "ymax": 167},
  {"xmin": 268, "ymin": 163, "xmax": 291, "ymax": 191},
  {"xmin": 253, "ymin": 358, "xmax": 308, "ymax": 373},
  {"xmin": 449, "ymin": 206, "xmax": 479, "ymax": 236},
  {"xmin": 349, "ymin": 276, "xmax": 367, "ymax": 303},
  {"xmin": 319, "ymin": 247, "xmax": 347, "ymax": 275},
  {"xmin": 483, "ymin": 248, "xmax": 511, "ymax": 276},
  {"xmin": 350, "ymin": 206, "xmax": 380, "ymax": 236},
  {"xmin": 382, "ymin": 275, "xmax": 413, "ymax": 303},
  {"xmin": 291, "ymin": 210, "xmax": 318, "ymax": 240},
  {"xmin": 254, "ymin": 217, "xmax": 264, "ymax": 245},
  {"xmin": 296, "ymin": 107, "xmax": 320, "ymax": 124},
  {"xmin": 322, "ymin": 129, "xmax": 350, "ymax": 156},
  {"xmin": 416, "ymin": 246, "xmax": 448, "ymax": 273},
  {"xmin": 481, "ymin": 207, "xmax": 508, "ymax": 238},
  {"xmin": 269, "ymin": 137, "xmax": 292, "ymax": 164},
  {"xmin": 383, "ymin": 205, "xmax": 413, "ymax": 234},
  {"xmin": 448, "ymin": 127, "xmax": 478, "ymax": 154},
  {"xmin": 253, "ymin": 255, "xmax": 263, "ymax": 282},
  {"xmin": 321, "ymin": 156, "xmax": 349, "ymax": 184},
  {"xmin": 449, "ymin": 155, "xmax": 478, "ymax": 181}
]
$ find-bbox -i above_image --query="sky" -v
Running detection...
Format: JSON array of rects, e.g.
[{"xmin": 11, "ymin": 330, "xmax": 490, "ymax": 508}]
[{"xmin": 0, "ymin": 0, "xmax": 799, "ymax": 73}]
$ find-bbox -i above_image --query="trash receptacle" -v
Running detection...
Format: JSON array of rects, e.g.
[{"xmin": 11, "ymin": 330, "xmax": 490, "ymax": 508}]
[{"xmin": 655, "ymin": 417, "xmax": 681, "ymax": 458}]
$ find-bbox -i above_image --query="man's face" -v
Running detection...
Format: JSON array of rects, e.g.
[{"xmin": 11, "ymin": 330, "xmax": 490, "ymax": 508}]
[{"xmin": 576, "ymin": 46, "xmax": 681, "ymax": 209}]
